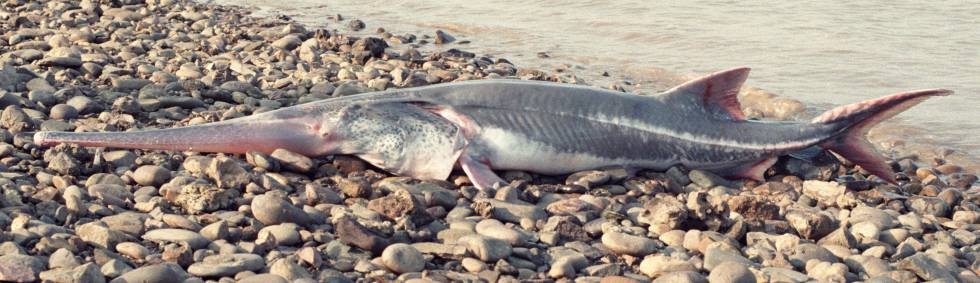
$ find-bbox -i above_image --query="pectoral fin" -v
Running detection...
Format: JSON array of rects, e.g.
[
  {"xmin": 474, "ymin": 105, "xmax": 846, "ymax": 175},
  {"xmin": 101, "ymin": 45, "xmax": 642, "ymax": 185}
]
[{"xmin": 459, "ymin": 153, "xmax": 506, "ymax": 190}]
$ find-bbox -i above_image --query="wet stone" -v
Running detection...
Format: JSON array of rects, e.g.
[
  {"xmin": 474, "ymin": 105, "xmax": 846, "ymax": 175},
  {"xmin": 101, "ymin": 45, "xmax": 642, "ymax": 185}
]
[
  {"xmin": 566, "ymin": 170, "xmax": 611, "ymax": 188},
  {"xmin": 187, "ymin": 253, "xmax": 265, "ymax": 277},
  {"xmin": 257, "ymin": 223, "xmax": 302, "ymax": 246},
  {"xmin": 471, "ymin": 198, "xmax": 546, "ymax": 223},
  {"xmin": 896, "ymin": 253, "xmax": 954, "ymax": 281},
  {"xmin": 48, "ymin": 104, "xmax": 78, "ymax": 120},
  {"xmin": 238, "ymin": 274, "xmax": 289, "ymax": 283},
  {"xmin": 246, "ymin": 151, "xmax": 279, "ymax": 171},
  {"xmin": 270, "ymin": 148, "xmax": 314, "ymax": 173},
  {"xmin": 475, "ymin": 219, "xmax": 530, "ymax": 246},
  {"xmin": 64, "ymin": 96, "xmax": 100, "ymax": 115},
  {"xmin": 157, "ymin": 96, "xmax": 205, "ymax": 109},
  {"xmin": 459, "ymin": 234, "xmax": 512, "ymax": 262},
  {"xmin": 26, "ymin": 78, "xmax": 56, "ymax": 93},
  {"xmin": 689, "ymin": 169, "xmax": 731, "ymax": 188},
  {"xmin": 112, "ymin": 78, "xmax": 152, "ymax": 92},
  {"xmin": 0, "ymin": 254, "xmax": 45, "ymax": 282},
  {"xmin": 805, "ymin": 261, "xmax": 848, "ymax": 282},
  {"xmin": 77, "ymin": 221, "xmax": 131, "ymax": 249},
  {"xmin": 788, "ymin": 243, "xmax": 838, "ymax": 270},
  {"xmin": 637, "ymin": 196, "xmax": 688, "ymax": 234},
  {"xmin": 38, "ymin": 56, "xmax": 82, "ymax": 68},
  {"xmin": 115, "ymin": 242, "xmax": 150, "ymax": 260},
  {"xmin": 704, "ymin": 244, "xmax": 755, "ymax": 271},
  {"xmin": 785, "ymin": 208, "xmax": 836, "ymax": 240},
  {"xmin": 336, "ymin": 177, "xmax": 372, "ymax": 199},
  {"xmin": 708, "ymin": 261, "xmax": 756, "ymax": 283},
  {"xmin": 142, "ymin": 229, "xmax": 210, "ymax": 250},
  {"xmin": 27, "ymin": 90, "xmax": 57, "ymax": 106},
  {"xmin": 728, "ymin": 195, "xmax": 781, "ymax": 221},
  {"xmin": 652, "ymin": 271, "xmax": 708, "ymax": 283},
  {"xmin": 101, "ymin": 259, "xmax": 133, "ymax": 278},
  {"xmin": 101, "ymin": 212, "xmax": 147, "ymax": 237},
  {"xmin": 268, "ymin": 257, "xmax": 312, "ymax": 280},
  {"xmin": 199, "ymin": 221, "xmax": 229, "ymax": 241},
  {"xmin": 0, "ymin": 92, "xmax": 21, "ymax": 108},
  {"xmin": 272, "ymin": 34, "xmax": 302, "ymax": 50},
  {"xmin": 907, "ymin": 196, "xmax": 950, "ymax": 217},
  {"xmin": 381, "ymin": 243, "xmax": 425, "ymax": 274},
  {"xmin": 434, "ymin": 30, "xmax": 455, "ymax": 44},
  {"xmin": 48, "ymin": 248, "xmax": 81, "ymax": 269},
  {"xmin": 367, "ymin": 189, "xmax": 432, "ymax": 225},
  {"xmin": 103, "ymin": 151, "xmax": 136, "ymax": 169},
  {"xmin": 133, "ymin": 165, "xmax": 172, "ymax": 187},
  {"xmin": 173, "ymin": 183, "xmax": 238, "ymax": 214},
  {"xmin": 601, "ymin": 230, "xmax": 660, "ymax": 256},
  {"xmin": 335, "ymin": 216, "xmax": 390, "ymax": 255},
  {"xmin": 251, "ymin": 194, "xmax": 312, "ymax": 226},
  {"xmin": 111, "ymin": 263, "xmax": 188, "ymax": 283},
  {"xmin": 206, "ymin": 156, "xmax": 249, "ymax": 189},
  {"xmin": 1, "ymin": 106, "xmax": 34, "ymax": 132},
  {"xmin": 850, "ymin": 206, "xmax": 895, "ymax": 229},
  {"xmin": 639, "ymin": 254, "xmax": 696, "ymax": 278}
]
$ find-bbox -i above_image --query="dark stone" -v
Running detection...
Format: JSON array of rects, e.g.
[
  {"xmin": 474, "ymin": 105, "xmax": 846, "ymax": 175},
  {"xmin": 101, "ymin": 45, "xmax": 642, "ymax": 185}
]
[{"xmin": 336, "ymin": 216, "xmax": 390, "ymax": 255}]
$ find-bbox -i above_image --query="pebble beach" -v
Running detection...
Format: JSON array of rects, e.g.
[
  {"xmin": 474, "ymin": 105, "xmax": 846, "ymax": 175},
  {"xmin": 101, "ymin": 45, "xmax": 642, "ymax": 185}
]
[{"xmin": 0, "ymin": 0, "xmax": 978, "ymax": 282}]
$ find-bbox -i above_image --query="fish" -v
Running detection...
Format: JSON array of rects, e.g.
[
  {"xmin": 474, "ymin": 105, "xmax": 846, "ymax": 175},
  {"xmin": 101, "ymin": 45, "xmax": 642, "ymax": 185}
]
[{"xmin": 34, "ymin": 67, "xmax": 952, "ymax": 189}]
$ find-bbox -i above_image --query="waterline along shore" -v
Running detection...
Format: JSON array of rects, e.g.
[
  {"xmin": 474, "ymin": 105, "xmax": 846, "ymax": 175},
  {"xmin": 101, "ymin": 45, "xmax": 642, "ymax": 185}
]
[{"xmin": 0, "ymin": 0, "xmax": 977, "ymax": 282}]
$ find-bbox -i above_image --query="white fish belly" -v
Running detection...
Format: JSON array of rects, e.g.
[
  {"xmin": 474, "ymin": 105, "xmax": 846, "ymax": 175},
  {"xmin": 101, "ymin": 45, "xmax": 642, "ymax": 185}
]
[{"xmin": 478, "ymin": 127, "xmax": 660, "ymax": 174}]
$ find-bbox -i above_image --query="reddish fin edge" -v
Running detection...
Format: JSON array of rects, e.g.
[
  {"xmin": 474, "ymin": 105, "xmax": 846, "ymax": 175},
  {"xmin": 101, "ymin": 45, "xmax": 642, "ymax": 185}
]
[
  {"xmin": 813, "ymin": 89, "xmax": 953, "ymax": 184},
  {"xmin": 665, "ymin": 67, "xmax": 751, "ymax": 121}
]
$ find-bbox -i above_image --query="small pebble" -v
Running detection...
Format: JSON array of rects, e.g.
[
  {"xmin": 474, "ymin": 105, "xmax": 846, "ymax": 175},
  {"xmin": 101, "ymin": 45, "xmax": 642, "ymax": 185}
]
[{"xmin": 133, "ymin": 165, "xmax": 172, "ymax": 186}]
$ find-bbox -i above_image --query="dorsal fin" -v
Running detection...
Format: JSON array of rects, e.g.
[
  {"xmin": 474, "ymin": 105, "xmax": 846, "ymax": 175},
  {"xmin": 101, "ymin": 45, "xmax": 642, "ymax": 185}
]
[{"xmin": 660, "ymin": 67, "xmax": 751, "ymax": 120}]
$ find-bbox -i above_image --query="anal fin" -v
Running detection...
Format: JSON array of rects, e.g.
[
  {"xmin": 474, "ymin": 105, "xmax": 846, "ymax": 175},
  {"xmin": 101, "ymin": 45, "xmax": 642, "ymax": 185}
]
[{"xmin": 729, "ymin": 157, "xmax": 779, "ymax": 182}]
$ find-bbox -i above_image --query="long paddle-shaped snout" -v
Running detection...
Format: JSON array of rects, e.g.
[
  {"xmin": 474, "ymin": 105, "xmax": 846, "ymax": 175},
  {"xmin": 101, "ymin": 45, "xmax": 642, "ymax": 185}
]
[{"xmin": 34, "ymin": 112, "xmax": 332, "ymax": 157}]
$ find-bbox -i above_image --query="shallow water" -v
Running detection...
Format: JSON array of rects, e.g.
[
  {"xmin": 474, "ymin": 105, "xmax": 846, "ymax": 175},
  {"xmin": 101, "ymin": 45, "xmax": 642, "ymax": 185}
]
[{"xmin": 209, "ymin": 0, "xmax": 979, "ymax": 167}]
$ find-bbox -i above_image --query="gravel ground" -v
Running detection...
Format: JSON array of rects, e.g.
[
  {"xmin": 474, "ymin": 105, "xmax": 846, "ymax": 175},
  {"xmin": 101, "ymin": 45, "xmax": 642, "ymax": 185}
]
[{"xmin": 0, "ymin": 0, "xmax": 978, "ymax": 282}]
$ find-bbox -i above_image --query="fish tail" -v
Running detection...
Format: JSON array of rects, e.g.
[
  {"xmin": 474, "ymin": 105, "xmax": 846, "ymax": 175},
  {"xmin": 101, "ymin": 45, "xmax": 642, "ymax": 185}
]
[{"xmin": 810, "ymin": 89, "xmax": 953, "ymax": 183}]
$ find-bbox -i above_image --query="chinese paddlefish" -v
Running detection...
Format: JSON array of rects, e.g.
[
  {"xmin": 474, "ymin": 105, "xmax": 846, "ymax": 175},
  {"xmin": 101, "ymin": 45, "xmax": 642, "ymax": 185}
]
[{"xmin": 34, "ymin": 67, "xmax": 952, "ymax": 189}]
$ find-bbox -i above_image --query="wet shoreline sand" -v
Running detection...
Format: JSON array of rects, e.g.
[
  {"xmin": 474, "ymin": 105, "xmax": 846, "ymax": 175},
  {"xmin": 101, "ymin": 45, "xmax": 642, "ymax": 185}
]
[{"xmin": 0, "ymin": 0, "xmax": 977, "ymax": 282}]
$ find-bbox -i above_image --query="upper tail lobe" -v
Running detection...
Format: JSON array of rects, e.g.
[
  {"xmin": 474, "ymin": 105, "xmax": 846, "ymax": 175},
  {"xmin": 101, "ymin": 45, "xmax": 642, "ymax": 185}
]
[{"xmin": 811, "ymin": 89, "xmax": 953, "ymax": 183}]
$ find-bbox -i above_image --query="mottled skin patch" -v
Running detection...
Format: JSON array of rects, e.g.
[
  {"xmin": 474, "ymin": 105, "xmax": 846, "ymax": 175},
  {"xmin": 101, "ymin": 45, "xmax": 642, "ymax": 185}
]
[{"xmin": 330, "ymin": 103, "xmax": 465, "ymax": 179}]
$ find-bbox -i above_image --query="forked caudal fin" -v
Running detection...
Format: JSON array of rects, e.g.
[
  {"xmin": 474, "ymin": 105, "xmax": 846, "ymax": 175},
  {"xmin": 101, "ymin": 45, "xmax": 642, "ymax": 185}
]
[{"xmin": 811, "ymin": 88, "xmax": 953, "ymax": 183}]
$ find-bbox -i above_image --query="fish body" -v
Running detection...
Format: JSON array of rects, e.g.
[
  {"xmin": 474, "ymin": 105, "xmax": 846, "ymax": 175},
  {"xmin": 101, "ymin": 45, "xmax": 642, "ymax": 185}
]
[{"xmin": 35, "ymin": 68, "xmax": 951, "ymax": 188}]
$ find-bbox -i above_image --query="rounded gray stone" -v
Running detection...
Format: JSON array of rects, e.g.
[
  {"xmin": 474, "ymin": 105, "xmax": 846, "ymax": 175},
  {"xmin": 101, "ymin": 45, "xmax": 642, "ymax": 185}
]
[
  {"xmin": 187, "ymin": 253, "xmax": 265, "ymax": 277},
  {"xmin": 133, "ymin": 165, "xmax": 172, "ymax": 186},
  {"xmin": 708, "ymin": 261, "xmax": 756, "ymax": 283},
  {"xmin": 459, "ymin": 234, "xmax": 512, "ymax": 262},
  {"xmin": 142, "ymin": 229, "xmax": 210, "ymax": 249},
  {"xmin": 381, "ymin": 243, "xmax": 425, "ymax": 274}
]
